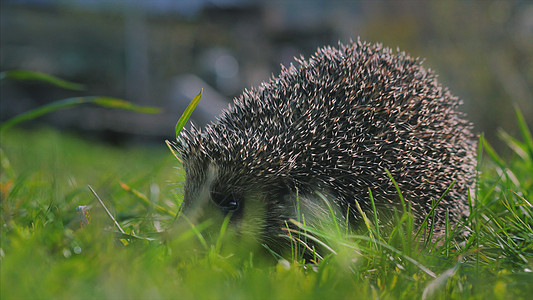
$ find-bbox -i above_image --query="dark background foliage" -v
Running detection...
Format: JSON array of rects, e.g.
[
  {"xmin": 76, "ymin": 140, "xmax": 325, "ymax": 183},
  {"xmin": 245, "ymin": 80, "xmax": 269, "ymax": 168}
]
[{"xmin": 1, "ymin": 0, "xmax": 532, "ymax": 151}]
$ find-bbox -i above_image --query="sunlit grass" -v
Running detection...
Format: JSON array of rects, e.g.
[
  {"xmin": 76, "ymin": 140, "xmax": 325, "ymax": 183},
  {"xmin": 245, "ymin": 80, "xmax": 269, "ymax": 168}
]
[{"xmin": 1, "ymin": 120, "xmax": 532, "ymax": 299}]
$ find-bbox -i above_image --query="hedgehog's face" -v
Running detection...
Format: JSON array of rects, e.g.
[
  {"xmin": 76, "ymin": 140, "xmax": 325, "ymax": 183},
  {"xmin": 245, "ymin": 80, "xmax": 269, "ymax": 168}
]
[
  {"xmin": 180, "ymin": 158, "xmax": 298, "ymax": 252},
  {"xmin": 179, "ymin": 153, "xmax": 346, "ymax": 255}
]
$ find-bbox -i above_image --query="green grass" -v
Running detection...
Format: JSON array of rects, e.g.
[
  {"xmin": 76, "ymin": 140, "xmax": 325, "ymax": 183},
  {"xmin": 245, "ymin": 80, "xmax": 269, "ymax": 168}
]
[{"xmin": 1, "ymin": 123, "xmax": 532, "ymax": 299}]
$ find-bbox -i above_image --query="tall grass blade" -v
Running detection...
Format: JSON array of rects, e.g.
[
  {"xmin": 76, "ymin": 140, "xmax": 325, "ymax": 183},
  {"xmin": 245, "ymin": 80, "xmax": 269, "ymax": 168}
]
[
  {"xmin": 165, "ymin": 140, "xmax": 182, "ymax": 163},
  {"xmin": 353, "ymin": 197, "xmax": 376, "ymax": 246},
  {"xmin": 262, "ymin": 243, "xmax": 284, "ymax": 260},
  {"xmin": 284, "ymin": 221, "xmax": 296, "ymax": 260},
  {"xmin": 482, "ymin": 136, "xmax": 507, "ymax": 169},
  {"xmin": 498, "ymin": 129, "xmax": 528, "ymax": 160},
  {"xmin": 88, "ymin": 185, "xmax": 125, "ymax": 234},
  {"xmin": 315, "ymin": 191, "xmax": 342, "ymax": 237},
  {"xmin": 0, "ymin": 96, "xmax": 160, "ymax": 131},
  {"xmin": 174, "ymin": 217, "xmax": 212, "ymax": 248},
  {"xmin": 422, "ymin": 265, "xmax": 458, "ymax": 300},
  {"xmin": 414, "ymin": 181, "xmax": 454, "ymax": 240},
  {"xmin": 215, "ymin": 214, "xmax": 232, "ymax": 254},
  {"xmin": 119, "ymin": 182, "xmax": 177, "ymax": 217},
  {"xmin": 385, "ymin": 169, "xmax": 407, "ymax": 213},
  {"xmin": 514, "ymin": 106, "xmax": 533, "ymax": 156},
  {"xmin": 285, "ymin": 222, "xmax": 338, "ymax": 256},
  {"xmin": 91, "ymin": 97, "xmax": 160, "ymax": 113},
  {"xmin": 177, "ymin": 215, "xmax": 209, "ymax": 250},
  {"xmin": 0, "ymin": 70, "xmax": 85, "ymax": 91},
  {"xmin": 368, "ymin": 188, "xmax": 381, "ymax": 241},
  {"xmin": 335, "ymin": 234, "xmax": 437, "ymax": 278},
  {"xmin": 175, "ymin": 89, "xmax": 203, "ymax": 138}
]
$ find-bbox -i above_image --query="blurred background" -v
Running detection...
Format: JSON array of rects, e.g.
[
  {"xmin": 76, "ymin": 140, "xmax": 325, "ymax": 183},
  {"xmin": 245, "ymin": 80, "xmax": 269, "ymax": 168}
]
[{"xmin": 1, "ymin": 0, "xmax": 532, "ymax": 151}]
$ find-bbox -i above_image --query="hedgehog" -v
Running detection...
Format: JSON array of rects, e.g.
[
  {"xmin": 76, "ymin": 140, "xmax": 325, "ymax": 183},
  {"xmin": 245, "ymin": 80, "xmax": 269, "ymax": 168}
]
[{"xmin": 175, "ymin": 39, "xmax": 477, "ymax": 253}]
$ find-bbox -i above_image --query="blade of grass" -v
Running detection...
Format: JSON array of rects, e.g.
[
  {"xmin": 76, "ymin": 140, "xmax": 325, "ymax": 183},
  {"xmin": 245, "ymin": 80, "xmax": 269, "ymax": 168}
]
[
  {"xmin": 262, "ymin": 243, "xmax": 284, "ymax": 261},
  {"xmin": 119, "ymin": 182, "xmax": 177, "ymax": 218},
  {"xmin": 177, "ymin": 215, "xmax": 209, "ymax": 250},
  {"xmin": 482, "ymin": 136, "xmax": 507, "ymax": 169},
  {"xmin": 340, "ymin": 235, "xmax": 437, "ymax": 279},
  {"xmin": 91, "ymin": 97, "xmax": 160, "ymax": 114},
  {"xmin": 368, "ymin": 188, "xmax": 384, "ymax": 245},
  {"xmin": 284, "ymin": 221, "xmax": 296, "ymax": 260},
  {"xmin": 215, "ymin": 213, "xmax": 232, "ymax": 254},
  {"xmin": 498, "ymin": 129, "xmax": 528, "ymax": 160},
  {"xmin": 353, "ymin": 197, "xmax": 377, "ymax": 247},
  {"xmin": 114, "ymin": 232, "xmax": 157, "ymax": 242},
  {"xmin": 284, "ymin": 223, "xmax": 338, "ymax": 255},
  {"xmin": 422, "ymin": 265, "xmax": 458, "ymax": 300},
  {"xmin": 511, "ymin": 190, "xmax": 533, "ymax": 209},
  {"xmin": 174, "ymin": 218, "xmax": 212, "ymax": 248},
  {"xmin": 165, "ymin": 140, "xmax": 182, "ymax": 163},
  {"xmin": 88, "ymin": 185, "xmax": 125, "ymax": 234},
  {"xmin": 315, "ymin": 191, "xmax": 342, "ymax": 238},
  {"xmin": 296, "ymin": 188, "xmax": 301, "ymax": 224},
  {"xmin": 295, "ymin": 188, "xmax": 308, "ymax": 258},
  {"xmin": 475, "ymin": 134, "xmax": 485, "ymax": 277},
  {"xmin": 0, "ymin": 70, "xmax": 85, "ymax": 91},
  {"xmin": 289, "ymin": 219, "xmax": 437, "ymax": 278},
  {"xmin": 385, "ymin": 169, "xmax": 407, "ymax": 214},
  {"xmin": 501, "ymin": 192, "xmax": 533, "ymax": 234},
  {"xmin": 415, "ymin": 181, "xmax": 455, "ymax": 240},
  {"xmin": 0, "ymin": 96, "xmax": 160, "ymax": 131},
  {"xmin": 175, "ymin": 89, "xmax": 203, "ymax": 138},
  {"xmin": 444, "ymin": 208, "xmax": 450, "ymax": 257},
  {"xmin": 514, "ymin": 105, "xmax": 533, "ymax": 156}
]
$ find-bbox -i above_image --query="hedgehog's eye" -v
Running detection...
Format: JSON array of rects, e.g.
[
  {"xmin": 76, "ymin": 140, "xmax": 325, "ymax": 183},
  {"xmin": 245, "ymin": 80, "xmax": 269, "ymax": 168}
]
[{"xmin": 211, "ymin": 191, "xmax": 242, "ymax": 213}]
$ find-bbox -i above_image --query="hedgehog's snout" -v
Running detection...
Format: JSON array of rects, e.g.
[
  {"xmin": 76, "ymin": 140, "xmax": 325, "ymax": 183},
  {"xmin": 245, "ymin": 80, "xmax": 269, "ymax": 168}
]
[{"xmin": 182, "ymin": 162, "xmax": 270, "ymax": 235}]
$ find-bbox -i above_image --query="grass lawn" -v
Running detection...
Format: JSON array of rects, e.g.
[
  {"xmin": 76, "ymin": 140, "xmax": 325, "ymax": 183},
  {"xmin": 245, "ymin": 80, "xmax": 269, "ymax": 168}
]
[{"xmin": 1, "ymin": 126, "xmax": 532, "ymax": 299}]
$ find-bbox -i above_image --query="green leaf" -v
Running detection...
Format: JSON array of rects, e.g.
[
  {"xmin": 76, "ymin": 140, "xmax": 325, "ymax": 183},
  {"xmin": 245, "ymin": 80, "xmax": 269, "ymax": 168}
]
[
  {"xmin": 0, "ymin": 96, "xmax": 161, "ymax": 131},
  {"xmin": 175, "ymin": 89, "xmax": 203, "ymax": 139},
  {"xmin": 0, "ymin": 70, "xmax": 85, "ymax": 91}
]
